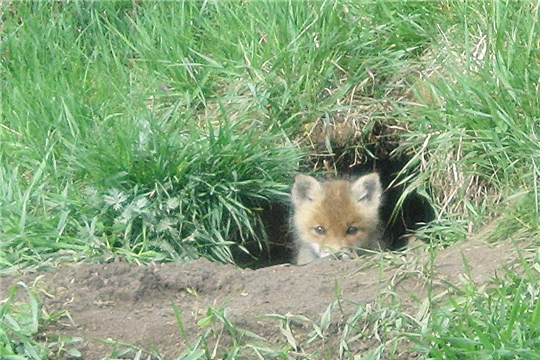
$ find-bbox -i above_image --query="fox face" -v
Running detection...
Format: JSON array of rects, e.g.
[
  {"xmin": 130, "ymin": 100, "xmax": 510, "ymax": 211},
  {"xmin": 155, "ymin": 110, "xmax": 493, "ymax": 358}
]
[{"xmin": 291, "ymin": 173, "xmax": 383, "ymax": 265}]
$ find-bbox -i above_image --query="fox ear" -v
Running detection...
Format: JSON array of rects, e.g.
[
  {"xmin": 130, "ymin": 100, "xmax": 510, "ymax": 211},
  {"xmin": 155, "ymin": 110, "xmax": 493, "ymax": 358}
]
[
  {"xmin": 291, "ymin": 174, "xmax": 322, "ymax": 206},
  {"xmin": 351, "ymin": 173, "xmax": 382, "ymax": 208}
]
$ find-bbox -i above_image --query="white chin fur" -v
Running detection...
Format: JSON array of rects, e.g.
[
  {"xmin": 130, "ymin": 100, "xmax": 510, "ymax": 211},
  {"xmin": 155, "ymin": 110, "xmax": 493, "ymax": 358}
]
[
  {"xmin": 309, "ymin": 243, "xmax": 352, "ymax": 260},
  {"xmin": 309, "ymin": 243, "xmax": 332, "ymax": 258}
]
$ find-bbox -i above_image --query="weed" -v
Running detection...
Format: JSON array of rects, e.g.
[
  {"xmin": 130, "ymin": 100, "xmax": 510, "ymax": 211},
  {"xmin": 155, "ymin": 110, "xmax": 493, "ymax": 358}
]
[{"xmin": 0, "ymin": 282, "xmax": 45, "ymax": 359}]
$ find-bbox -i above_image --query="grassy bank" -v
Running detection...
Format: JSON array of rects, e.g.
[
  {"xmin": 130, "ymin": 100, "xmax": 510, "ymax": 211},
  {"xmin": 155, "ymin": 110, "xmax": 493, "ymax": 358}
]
[{"xmin": 1, "ymin": 0, "xmax": 447, "ymax": 268}]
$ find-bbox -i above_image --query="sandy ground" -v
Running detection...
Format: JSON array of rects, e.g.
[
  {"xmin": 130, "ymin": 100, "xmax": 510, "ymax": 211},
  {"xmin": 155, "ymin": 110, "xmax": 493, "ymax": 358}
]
[{"xmin": 0, "ymin": 239, "xmax": 523, "ymax": 359}]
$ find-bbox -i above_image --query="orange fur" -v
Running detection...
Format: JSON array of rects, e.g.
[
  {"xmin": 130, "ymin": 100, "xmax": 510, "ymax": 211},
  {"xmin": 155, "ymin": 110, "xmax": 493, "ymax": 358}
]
[{"xmin": 291, "ymin": 173, "xmax": 383, "ymax": 265}]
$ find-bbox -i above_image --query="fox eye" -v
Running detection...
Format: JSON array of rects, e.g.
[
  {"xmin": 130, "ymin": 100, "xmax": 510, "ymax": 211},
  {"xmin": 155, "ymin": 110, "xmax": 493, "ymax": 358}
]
[
  {"xmin": 346, "ymin": 226, "xmax": 359, "ymax": 235},
  {"xmin": 314, "ymin": 226, "xmax": 326, "ymax": 235}
]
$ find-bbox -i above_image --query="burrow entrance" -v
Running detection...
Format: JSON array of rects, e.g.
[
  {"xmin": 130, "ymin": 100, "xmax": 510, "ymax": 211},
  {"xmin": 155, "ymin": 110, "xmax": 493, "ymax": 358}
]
[{"xmin": 234, "ymin": 108, "xmax": 436, "ymax": 268}]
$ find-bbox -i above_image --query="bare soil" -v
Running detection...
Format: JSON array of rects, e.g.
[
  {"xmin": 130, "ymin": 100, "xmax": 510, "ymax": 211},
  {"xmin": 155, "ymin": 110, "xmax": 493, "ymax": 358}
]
[{"xmin": 0, "ymin": 239, "xmax": 523, "ymax": 359}]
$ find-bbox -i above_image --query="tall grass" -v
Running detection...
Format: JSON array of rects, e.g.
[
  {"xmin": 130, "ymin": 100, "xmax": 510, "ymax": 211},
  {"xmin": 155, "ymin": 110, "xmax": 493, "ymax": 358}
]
[
  {"xmin": 401, "ymin": 1, "xmax": 540, "ymax": 245},
  {"xmin": 1, "ymin": 1, "xmax": 442, "ymax": 268}
]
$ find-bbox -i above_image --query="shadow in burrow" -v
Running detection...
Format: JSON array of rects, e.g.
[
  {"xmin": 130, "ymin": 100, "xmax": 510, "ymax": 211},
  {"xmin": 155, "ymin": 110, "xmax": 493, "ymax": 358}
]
[{"xmin": 233, "ymin": 140, "xmax": 436, "ymax": 269}]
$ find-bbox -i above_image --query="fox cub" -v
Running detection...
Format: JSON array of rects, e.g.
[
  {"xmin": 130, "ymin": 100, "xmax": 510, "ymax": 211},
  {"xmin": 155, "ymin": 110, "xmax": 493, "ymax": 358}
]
[{"xmin": 291, "ymin": 173, "xmax": 383, "ymax": 265}]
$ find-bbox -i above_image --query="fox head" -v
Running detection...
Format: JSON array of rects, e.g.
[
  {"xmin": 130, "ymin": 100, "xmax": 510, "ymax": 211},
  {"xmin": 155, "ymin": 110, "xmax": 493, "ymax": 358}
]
[{"xmin": 291, "ymin": 173, "xmax": 383, "ymax": 258}]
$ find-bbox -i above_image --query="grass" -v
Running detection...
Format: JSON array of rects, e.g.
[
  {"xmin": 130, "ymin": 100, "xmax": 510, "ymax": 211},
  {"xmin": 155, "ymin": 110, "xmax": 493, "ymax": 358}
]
[
  {"xmin": 410, "ymin": 266, "xmax": 540, "ymax": 359},
  {"xmin": 0, "ymin": 282, "xmax": 45, "ymax": 359},
  {"xmin": 1, "ymin": 0, "xmax": 540, "ymax": 359},
  {"xmin": 0, "ymin": 0, "xmax": 448, "ymax": 268}
]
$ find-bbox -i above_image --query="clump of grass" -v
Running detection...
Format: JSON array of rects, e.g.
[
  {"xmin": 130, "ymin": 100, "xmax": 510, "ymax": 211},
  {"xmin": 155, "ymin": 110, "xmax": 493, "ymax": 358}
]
[
  {"xmin": 173, "ymin": 304, "xmax": 290, "ymax": 359},
  {"xmin": 0, "ymin": 282, "xmax": 46, "ymax": 359},
  {"xmin": 410, "ymin": 265, "xmax": 540, "ymax": 358},
  {"xmin": 400, "ymin": 1, "xmax": 540, "ymax": 240},
  {"xmin": 75, "ymin": 116, "xmax": 300, "ymax": 264}
]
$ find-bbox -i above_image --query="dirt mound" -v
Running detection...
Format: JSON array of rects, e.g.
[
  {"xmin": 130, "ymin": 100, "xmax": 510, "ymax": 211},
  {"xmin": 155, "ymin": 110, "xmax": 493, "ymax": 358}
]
[{"xmin": 0, "ymin": 240, "xmax": 521, "ymax": 359}]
